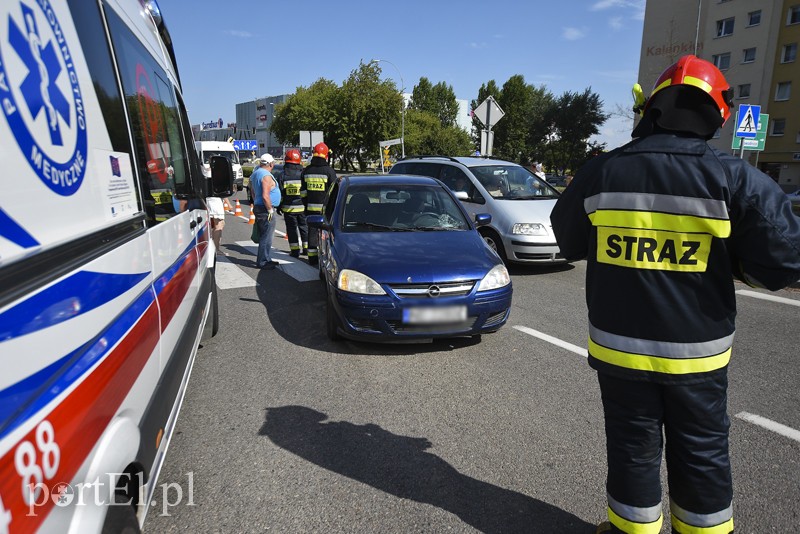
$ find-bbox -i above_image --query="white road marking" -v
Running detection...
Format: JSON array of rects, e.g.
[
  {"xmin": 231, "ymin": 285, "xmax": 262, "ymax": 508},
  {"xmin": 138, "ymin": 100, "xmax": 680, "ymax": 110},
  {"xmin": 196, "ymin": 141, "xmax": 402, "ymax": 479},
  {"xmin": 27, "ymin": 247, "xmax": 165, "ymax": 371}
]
[
  {"xmin": 215, "ymin": 254, "xmax": 257, "ymax": 289},
  {"xmin": 735, "ymin": 412, "xmax": 800, "ymax": 443},
  {"xmin": 736, "ymin": 290, "xmax": 800, "ymax": 307},
  {"xmin": 233, "ymin": 240, "xmax": 318, "ymax": 282},
  {"xmin": 513, "ymin": 325, "xmax": 588, "ymax": 358}
]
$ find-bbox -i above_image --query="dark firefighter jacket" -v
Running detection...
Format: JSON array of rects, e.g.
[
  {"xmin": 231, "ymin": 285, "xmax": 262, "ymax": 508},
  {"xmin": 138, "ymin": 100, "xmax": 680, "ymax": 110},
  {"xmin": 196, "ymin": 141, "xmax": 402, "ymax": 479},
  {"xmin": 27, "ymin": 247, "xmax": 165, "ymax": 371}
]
[
  {"xmin": 300, "ymin": 156, "xmax": 337, "ymax": 214},
  {"xmin": 279, "ymin": 162, "xmax": 305, "ymax": 213},
  {"xmin": 550, "ymin": 133, "xmax": 800, "ymax": 385}
]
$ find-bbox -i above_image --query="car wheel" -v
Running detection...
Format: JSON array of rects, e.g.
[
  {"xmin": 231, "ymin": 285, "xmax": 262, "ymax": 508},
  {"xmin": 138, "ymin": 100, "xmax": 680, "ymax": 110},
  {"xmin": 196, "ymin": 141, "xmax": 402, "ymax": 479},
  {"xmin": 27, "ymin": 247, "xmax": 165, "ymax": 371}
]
[
  {"xmin": 326, "ymin": 290, "xmax": 341, "ymax": 341},
  {"xmin": 101, "ymin": 493, "xmax": 140, "ymax": 534},
  {"xmin": 479, "ymin": 228, "xmax": 507, "ymax": 263}
]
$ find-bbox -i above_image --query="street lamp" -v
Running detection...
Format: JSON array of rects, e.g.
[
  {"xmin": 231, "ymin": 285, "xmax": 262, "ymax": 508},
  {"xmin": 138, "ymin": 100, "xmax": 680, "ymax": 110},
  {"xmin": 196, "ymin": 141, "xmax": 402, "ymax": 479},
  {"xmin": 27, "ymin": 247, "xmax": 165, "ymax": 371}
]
[{"xmin": 372, "ymin": 58, "xmax": 405, "ymax": 158}]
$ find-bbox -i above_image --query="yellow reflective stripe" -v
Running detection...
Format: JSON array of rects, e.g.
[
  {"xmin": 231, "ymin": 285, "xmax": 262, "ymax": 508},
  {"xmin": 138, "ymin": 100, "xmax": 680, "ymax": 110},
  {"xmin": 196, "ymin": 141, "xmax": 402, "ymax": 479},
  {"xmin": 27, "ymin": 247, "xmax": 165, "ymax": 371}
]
[
  {"xmin": 683, "ymin": 75, "xmax": 713, "ymax": 94},
  {"xmin": 651, "ymin": 78, "xmax": 673, "ymax": 97},
  {"xmin": 609, "ymin": 507, "xmax": 663, "ymax": 534},
  {"xmin": 590, "ymin": 338, "xmax": 732, "ymax": 374},
  {"xmin": 596, "ymin": 227, "xmax": 712, "ymax": 272},
  {"xmin": 588, "ymin": 210, "xmax": 730, "ymax": 237},
  {"xmin": 672, "ymin": 516, "xmax": 734, "ymax": 534},
  {"xmin": 282, "ymin": 206, "xmax": 305, "ymax": 213}
]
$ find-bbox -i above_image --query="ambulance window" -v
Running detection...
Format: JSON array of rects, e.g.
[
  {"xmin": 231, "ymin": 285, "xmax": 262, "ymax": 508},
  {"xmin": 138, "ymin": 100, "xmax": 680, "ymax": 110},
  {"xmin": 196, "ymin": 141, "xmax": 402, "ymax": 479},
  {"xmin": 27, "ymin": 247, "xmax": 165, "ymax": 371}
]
[
  {"xmin": 175, "ymin": 91, "xmax": 205, "ymax": 200},
  {"xmin": 66, "ymin": 0, "xmax": 131, "ymax": 154},
  {"xmin": 104, "ymin": 7, "xmax": 195, "ymax": 225}
]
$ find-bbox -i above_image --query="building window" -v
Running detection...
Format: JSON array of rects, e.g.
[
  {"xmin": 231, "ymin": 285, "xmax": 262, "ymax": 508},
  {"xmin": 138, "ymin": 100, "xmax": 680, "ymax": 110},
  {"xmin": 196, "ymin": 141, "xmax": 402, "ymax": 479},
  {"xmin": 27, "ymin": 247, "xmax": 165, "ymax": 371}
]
[
  {"xmin": 742, "ymin": 47, "xmax": 756, "ymax": 63},
  {"xmin": 737, "ymin": 84, "xmax": 751, "ymax": 99},
  {"xmin": 782, "ymin": 43, "xmax": 798, "ymax": 63},
  {"xmin": 713, "ymin": 53, "xmax": 731, "ymax": 70},
  {"xmin": 716, "ymin": 17, "xmax": 735, "ymax": 37},
  {"xmin": 775, "ymin": 82, "xmax": 792, "ymax": 101},
  {"xmin": 748, "ymin": 10, "xmax": 762, "ymax": 26},
  {"xmin": 789, "ymin": 5, "xmax": 800, "ymax": 25},
  {"xmin": 771, "ymin": 118, "xmax": 786, "ymax": 136}
]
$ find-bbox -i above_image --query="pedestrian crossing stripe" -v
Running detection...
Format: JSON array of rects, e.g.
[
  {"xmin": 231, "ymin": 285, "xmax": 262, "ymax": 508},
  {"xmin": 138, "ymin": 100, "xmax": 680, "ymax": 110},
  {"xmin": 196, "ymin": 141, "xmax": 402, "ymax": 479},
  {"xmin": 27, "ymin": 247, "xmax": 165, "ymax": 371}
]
[{"xmin": 735, "ymin": 104, "xmax": 759, "ymax": 138}]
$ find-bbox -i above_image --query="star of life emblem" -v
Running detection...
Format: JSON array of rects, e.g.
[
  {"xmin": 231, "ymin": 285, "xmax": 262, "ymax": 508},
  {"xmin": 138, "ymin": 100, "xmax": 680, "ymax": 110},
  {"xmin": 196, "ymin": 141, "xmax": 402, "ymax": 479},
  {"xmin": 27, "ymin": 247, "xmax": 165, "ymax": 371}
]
[{"xmin": 0, "ymin": 0, "xmax": 88, "ymax": 196}]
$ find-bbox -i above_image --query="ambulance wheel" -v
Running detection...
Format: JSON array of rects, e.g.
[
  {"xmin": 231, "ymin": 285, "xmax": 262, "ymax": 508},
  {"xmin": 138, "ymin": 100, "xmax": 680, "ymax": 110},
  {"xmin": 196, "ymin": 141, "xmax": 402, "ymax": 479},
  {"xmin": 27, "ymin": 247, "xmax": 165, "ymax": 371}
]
[
  {"xmin": 101, "ymin": 494, "xmax": 140, "ymax": 534},
  {"xmin": 326, "ymin": 291, "xmax": 342, "ymax": 341}
]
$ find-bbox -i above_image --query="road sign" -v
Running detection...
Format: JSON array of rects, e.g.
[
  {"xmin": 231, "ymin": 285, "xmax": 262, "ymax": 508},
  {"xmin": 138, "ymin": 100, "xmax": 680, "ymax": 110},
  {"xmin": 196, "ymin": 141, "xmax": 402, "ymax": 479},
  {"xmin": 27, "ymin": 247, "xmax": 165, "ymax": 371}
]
[
  {"xmin": 233, "ymin": 140, "xmax": 258, "ymax": 151},
  {"xmin": 735, "ymin": 104, "xmax": 760, "ymax": 138},
  {"xmin": 379, "ymin": 138, "xmax": 402, "ymax": 147},
  {"xmin": 731, "ymin": 113, "xmax": 768, "ymax": 151},
  {"xmin": 299, "ymin": 131, "xmax": 324, "ymax": 148},
  {"xmin": 473, "ymin": 96, "xmax": 505, "ymax": 128}
]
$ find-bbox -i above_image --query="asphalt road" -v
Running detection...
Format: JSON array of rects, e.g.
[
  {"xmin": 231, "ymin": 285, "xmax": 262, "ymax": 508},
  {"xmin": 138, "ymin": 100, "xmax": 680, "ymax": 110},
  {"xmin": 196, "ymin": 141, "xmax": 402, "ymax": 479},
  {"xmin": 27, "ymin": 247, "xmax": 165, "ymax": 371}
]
[{"xmin": 147, "ymin": 195, "xmax": 800, "ymax": 533}]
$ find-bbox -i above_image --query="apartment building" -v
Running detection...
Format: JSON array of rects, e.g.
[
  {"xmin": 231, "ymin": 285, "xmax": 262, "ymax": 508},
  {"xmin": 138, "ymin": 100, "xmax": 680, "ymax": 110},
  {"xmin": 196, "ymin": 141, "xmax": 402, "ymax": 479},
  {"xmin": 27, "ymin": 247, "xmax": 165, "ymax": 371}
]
[{"xmin": 638, "ymin": 1, "xmax": 800, "ymax": 188}]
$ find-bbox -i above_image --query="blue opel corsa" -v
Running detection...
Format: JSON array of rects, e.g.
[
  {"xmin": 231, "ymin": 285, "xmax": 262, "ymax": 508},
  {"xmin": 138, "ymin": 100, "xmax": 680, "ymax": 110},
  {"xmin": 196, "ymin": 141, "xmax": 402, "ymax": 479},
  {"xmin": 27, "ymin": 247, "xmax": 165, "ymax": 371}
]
[{"xmin": 307, "ymin": 175, "xmax": 513, "ymax": 342}]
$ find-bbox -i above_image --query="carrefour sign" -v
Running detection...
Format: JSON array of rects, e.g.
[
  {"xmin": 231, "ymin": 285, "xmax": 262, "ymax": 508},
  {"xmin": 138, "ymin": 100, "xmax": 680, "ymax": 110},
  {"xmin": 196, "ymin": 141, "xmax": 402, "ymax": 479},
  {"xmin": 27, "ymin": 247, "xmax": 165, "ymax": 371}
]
[{"xmin": 201, "ymin": 118, "xmax": 224, "ymax": 130}]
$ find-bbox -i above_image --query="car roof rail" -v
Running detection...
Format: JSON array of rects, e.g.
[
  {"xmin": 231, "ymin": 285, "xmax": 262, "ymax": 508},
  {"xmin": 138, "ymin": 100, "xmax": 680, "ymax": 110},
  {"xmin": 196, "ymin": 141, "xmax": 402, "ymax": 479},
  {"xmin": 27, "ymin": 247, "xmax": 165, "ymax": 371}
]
[{"xmin": 396, "ymin": 155, "xmax": 461, "ymax": 164}]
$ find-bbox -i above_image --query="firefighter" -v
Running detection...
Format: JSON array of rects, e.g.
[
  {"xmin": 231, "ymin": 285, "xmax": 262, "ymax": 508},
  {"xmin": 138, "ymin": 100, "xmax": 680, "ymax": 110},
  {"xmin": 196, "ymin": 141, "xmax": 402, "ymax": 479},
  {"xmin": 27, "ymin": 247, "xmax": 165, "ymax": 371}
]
[
  {"xmin": 279, "ymin": 149, "xmax": 308, "ymax": 257},
  {"xmin": 300, "ymin": 142, "xmax": 337, "ymax": 265},
  {"xmin": 550, "ymin": 55, "xmax": 800, "ymax": 534}
]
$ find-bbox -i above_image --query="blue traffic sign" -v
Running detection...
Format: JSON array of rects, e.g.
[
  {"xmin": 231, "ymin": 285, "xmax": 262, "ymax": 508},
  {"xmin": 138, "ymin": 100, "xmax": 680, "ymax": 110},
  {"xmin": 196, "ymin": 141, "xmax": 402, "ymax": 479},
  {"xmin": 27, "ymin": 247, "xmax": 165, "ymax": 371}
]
[
  {"xmin": 233, "ymin": 140, "xmax": 258, "ymax": 151},
  {"xmin": 735, "ymin": 104, "xmax": 760, "ymax": 138}
]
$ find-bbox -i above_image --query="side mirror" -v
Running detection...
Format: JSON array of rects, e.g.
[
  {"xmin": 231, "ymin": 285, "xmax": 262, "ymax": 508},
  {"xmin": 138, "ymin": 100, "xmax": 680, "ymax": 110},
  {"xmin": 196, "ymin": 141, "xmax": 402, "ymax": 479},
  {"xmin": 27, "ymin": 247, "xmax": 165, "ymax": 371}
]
[
  {"xmin": 474, "ymin": 213, "xmax": 492, "ymax": 227},
  {"xmin": 306, "ymin": 214, "xmax": 328, "ymax": 229},
  {"xmin": 209, "ymin": 155, "xmax": 234, "ymax": 197}
]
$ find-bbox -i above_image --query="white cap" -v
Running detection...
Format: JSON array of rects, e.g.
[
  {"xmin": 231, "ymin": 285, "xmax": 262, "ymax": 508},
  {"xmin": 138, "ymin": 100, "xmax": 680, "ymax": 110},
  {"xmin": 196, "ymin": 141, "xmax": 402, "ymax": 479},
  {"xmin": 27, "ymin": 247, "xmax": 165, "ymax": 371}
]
[
  {"xmin": 259, "ymin": 153, "xmax": 274, "ymax": 165},
  {"xmin": 535, "ymin": 162, "xmax": 543, "ymax": 172}
]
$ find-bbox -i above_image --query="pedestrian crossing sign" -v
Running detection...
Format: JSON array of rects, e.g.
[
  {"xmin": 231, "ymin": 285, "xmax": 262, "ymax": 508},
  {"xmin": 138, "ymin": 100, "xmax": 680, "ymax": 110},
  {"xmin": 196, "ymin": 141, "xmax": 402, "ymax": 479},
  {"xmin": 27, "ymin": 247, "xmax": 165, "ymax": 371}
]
[{"xmin": 735, "ymin": 104, "xmax": 760, "ymax": 138}]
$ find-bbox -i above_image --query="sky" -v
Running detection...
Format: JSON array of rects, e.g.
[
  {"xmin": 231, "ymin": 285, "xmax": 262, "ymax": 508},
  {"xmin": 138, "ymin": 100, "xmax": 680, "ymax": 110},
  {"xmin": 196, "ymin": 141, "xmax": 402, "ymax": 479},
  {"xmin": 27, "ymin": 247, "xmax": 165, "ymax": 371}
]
[{"xmin": 161, "ymin": 0, "xmax": 646, "ymax": 151}]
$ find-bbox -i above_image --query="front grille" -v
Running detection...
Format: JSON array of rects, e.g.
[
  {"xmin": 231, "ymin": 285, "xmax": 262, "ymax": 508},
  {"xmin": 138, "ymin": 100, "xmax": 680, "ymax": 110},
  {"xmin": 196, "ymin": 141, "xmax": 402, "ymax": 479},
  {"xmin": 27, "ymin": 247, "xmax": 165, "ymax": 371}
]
[
  {"xmin": 484, "ymin": 309, "xmax": 510, "ymax": 328},
  {"xmin": 347, "ymin": 318, "xmax": 381, "ymax": 333},
  {"xmin": 515, "ymin": 252, "xmax": 559, "ymax": 260},
  {"xmin": 386, "ymin": 318, "xmax": 477, "ymax": 334},
  {"xmin": 388, "ymin": 281, "xmax": 475, "ymax": 298}
]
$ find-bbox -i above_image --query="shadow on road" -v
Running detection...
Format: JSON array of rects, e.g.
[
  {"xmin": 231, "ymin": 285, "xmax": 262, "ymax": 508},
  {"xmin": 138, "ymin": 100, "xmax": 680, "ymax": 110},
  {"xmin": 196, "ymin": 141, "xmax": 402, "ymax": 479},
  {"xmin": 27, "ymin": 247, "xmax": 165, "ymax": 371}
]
[{"xmin": 259, "ymin": 405, "xmax": 594, "ymax": 533}]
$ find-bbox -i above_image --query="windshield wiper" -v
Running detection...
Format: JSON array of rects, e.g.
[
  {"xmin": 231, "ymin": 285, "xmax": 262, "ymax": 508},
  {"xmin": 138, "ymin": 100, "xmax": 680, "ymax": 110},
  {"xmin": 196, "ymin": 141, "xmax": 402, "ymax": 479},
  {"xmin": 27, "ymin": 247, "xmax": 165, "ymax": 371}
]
[{"xmin": 346, "ymin": 222, "xmax": 410, "ymax": 231}]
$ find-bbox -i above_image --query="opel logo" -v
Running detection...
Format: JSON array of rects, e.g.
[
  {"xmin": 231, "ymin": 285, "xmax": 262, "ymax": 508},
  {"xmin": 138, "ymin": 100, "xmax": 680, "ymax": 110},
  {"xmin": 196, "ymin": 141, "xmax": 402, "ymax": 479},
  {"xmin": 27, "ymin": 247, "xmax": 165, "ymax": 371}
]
[{"xmin": 427, "ymin": 285, "xmax": 441, "ymax": 298}]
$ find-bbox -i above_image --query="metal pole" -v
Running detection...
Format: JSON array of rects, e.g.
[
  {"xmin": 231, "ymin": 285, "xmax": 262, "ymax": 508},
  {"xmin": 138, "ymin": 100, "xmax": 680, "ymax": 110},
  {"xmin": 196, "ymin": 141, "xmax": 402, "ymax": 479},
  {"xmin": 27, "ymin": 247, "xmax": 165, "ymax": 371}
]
[{"xmin": 694, "ymin": 0, "xmax": 702, "ymax": 55}]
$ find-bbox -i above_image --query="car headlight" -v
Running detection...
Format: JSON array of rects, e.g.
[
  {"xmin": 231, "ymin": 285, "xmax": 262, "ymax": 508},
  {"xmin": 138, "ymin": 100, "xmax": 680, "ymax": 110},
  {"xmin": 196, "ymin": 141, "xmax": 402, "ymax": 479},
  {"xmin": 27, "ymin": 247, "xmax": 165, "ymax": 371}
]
[
  {"xmin": 512, "ymin": 223, "xmax": 548, "ymax": 236},
  {"xmin": 338, "ymin": 269, "xmax": 386, "ymax": 295},
  {"xmin": 476, "ymin": 264, "xmax": 511, "ymax": 291}
]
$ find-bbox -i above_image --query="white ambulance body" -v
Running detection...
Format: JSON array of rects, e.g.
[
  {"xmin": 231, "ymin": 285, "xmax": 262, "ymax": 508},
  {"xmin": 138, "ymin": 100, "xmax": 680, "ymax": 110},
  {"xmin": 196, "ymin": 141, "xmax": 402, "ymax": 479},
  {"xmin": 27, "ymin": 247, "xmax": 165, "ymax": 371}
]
[{"xmin": 0, "ymin": 0, "xmax": 231, "ymax": 531}]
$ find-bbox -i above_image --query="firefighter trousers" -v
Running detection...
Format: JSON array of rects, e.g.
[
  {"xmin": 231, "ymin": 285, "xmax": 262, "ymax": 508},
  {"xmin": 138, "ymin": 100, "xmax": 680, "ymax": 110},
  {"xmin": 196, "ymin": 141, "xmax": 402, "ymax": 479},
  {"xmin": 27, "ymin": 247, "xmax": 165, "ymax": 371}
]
[
  {"xmin": 284, "ymin": 212, "xmax": 308, "ymax": 253},
  {"xmin": 597, "ymin": 372, "xmax": 734, "ymax": 534}
]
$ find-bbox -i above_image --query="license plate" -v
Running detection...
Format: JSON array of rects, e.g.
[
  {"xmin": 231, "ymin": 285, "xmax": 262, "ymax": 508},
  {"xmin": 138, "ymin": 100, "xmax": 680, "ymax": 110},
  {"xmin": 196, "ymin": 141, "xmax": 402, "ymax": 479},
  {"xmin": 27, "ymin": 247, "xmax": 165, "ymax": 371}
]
[{"xmin": 403, "ymin": 305, "xmax": 467, "ymax": 324}]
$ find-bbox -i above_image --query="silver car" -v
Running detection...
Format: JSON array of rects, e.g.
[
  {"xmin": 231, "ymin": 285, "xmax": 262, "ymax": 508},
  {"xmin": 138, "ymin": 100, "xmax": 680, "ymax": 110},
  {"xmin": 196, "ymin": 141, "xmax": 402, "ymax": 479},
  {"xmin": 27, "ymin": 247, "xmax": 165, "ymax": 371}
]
[{"xmin": 390, "ymin": 157, "xmax": 566, "ymax": 264}]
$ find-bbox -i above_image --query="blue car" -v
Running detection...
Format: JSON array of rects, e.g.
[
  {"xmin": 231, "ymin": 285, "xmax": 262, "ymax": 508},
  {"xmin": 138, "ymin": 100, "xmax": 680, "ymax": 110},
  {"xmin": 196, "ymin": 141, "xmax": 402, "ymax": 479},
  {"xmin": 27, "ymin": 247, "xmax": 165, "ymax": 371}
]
[{"xmin": 307, "ymin": 175, "xmax": 513, "ymax": 342}]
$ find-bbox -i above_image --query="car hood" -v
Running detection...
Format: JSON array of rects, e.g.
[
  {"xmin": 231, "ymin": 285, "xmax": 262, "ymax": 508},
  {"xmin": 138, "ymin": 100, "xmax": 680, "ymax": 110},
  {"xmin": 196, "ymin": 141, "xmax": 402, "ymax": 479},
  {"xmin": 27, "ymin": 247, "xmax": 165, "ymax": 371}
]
[
  {"xmin": 491, "ymin": 198, "xmax": 558, "ymax": 224},
  {"xmin": 335, "ymin": 231, "xmax": 500, "ymax": 283}
]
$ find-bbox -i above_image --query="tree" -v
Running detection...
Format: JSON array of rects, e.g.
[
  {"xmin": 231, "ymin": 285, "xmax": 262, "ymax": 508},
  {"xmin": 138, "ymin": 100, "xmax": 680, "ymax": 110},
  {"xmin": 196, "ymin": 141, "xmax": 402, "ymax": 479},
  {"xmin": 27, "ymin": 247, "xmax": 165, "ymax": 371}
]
[
  {"xmin": 549, "ymin": 87, "xmax": 609, "ymax": 172},
  {"xmin": 410, "ymin": 77, "xmax": 459, "ymax": 128},
  {"xmin": 337, "ymin": 62, "xmax": 402, "ymax": 171},
  {"xmin": 270, "ymin": 78, "xmax": 340, "ymax": 156},
  {"xmin": 404, "ymin": 109, "xmax": 473, "ymax": 157}
]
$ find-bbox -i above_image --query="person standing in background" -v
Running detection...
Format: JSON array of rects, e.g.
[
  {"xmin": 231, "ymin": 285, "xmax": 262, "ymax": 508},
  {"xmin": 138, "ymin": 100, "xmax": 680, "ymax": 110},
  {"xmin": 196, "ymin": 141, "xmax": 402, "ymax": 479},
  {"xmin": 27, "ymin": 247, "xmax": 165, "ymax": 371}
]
[
  {"xmin": 250, "ymin": 153, "xmax": 282, "ymax": 270},
  {"xmin": 279, "ymin": 149, "xmax": 308, "ymax": 257},
  {"xmin": 301, "ymin": 142, "xmax": 337, "ymax": 265},
  {"xmin": 206, "ymin": 195, "xmax": 225, "ymax": 252}
]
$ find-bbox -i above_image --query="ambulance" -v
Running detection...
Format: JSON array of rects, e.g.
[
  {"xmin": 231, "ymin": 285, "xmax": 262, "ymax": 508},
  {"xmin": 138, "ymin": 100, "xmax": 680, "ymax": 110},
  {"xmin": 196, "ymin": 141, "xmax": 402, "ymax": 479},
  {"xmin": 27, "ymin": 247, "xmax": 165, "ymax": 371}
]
[{"xmin": 0, "ymin": 0, "xmax": 232, "ymax": 532}]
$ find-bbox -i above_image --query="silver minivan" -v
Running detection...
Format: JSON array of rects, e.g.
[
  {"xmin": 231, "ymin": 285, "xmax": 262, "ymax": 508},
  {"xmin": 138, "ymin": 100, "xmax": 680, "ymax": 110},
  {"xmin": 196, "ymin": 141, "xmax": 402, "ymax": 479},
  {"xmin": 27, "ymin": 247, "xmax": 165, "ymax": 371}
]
[{"xmin": 390, "ymin": 157, "xmax": 566, "ymax": 264}]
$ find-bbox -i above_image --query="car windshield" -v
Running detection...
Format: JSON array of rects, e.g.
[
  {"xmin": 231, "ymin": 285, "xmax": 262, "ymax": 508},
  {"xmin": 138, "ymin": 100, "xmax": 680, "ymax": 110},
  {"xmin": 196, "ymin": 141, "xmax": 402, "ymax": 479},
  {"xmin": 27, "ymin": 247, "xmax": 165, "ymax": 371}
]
[
  {"xmin": 201, "ymin": 150, "xmax": 238, "ymax": 165},
  {"xmin": 470, "ymin": 165, "xmax": 559, "ymax": 199},
  {"xmin": 341, "ymin": 184, "xmax": 470, "ymax": 232}
]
